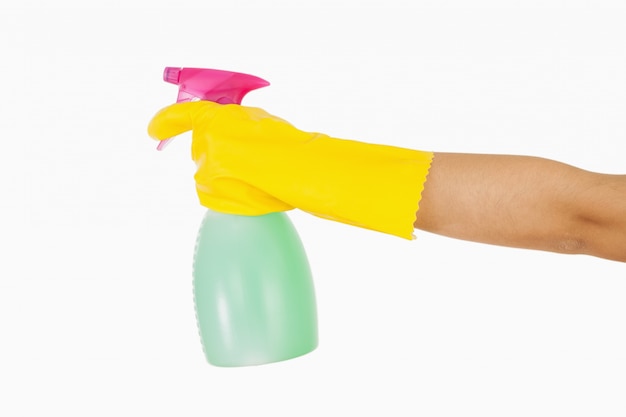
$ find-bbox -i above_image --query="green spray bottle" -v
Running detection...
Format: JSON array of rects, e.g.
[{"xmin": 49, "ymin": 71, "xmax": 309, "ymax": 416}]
[{"xmin": 156, "ymin": 67, "xmax": 318, "ymax": 367}]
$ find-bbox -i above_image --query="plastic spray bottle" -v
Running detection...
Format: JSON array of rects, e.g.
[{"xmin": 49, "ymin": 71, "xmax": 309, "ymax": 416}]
[{"xmin": 156, "ymin": 67, "xmax": 318, "ymax": 367}]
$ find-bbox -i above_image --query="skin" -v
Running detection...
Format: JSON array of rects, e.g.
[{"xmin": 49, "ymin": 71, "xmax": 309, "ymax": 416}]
[{"xmin": 414, "ymin": 153, "xmax": 626, "ymax": 263}]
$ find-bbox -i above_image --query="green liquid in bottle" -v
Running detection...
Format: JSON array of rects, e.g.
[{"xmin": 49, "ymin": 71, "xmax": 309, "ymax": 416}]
[{"xmin": 193, "ymin": 210, "xmax": 318, "ymax": 367}]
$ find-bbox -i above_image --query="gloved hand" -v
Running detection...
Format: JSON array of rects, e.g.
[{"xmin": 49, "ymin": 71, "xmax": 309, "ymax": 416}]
[{"xmin": 148, "ymin": 101, "xmax": 433, "ymax": 239}]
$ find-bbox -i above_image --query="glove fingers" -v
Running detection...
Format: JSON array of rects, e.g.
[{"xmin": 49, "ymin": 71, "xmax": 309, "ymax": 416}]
[{"xmin": 147, "ymin": 101, "xmax": 221, "ymax": 141}]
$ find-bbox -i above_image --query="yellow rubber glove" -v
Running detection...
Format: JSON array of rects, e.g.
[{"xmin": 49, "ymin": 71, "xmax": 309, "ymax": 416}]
[{"xmin": 148, "ymin": 101, "xmax": 433, "ymax": 239}]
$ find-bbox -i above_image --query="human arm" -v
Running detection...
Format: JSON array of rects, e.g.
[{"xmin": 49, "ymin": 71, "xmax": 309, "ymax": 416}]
[
  {"xmin": 148, "ymin": 101, "xmax": 626, "ymax": 263},
  {"xmin": 415, "ymin": 153, "xmax": 626, "ymax": 263}
]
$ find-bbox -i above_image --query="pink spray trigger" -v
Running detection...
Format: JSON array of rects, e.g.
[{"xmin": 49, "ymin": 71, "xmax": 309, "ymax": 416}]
[{"xmin": 156, "ymin": 66, "xmax": 270, "ymax": 151}]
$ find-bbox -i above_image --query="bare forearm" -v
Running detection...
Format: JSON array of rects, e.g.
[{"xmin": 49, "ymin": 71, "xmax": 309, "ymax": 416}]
[
  {"xmin": 414, "ymin": 153, "xmax": 626, "ymax": 263},
  {"xmin": 575, "ymin": 173, "xmax": 626, "ymax": 262}
]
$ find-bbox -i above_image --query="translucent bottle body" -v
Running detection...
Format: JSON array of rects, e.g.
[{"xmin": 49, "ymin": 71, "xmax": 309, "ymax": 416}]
[{"xmin": 192, "ymin": 210, "xmax": 318, "ymax": 367}]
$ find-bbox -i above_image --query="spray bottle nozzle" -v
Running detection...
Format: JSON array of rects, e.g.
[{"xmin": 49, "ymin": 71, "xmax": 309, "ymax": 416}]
[
  {"xmin": 163, "ymin": 67, "xmax": 182, "ymax": 84},
  {"xmin": 157, "ymin": 67, "xmax": 270, "ymax": 150}
]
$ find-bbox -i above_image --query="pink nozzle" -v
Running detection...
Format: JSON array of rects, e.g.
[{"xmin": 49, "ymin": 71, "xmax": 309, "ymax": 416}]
[
  {"xmin": 157, "ymin": 67, "xmax": 270, "ymax": 151},
  {"xmin": 164, "ymin": 66, "xmax": 269, "ymax": 104},
  {"xmin": 163, "ymin": 67, "xmax": 182, "ymax": 85}
]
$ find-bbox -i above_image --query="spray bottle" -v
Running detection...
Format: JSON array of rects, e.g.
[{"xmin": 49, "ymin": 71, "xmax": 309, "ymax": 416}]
[{"xmin": 156, "ymin": 67, "xmax": 318, "ymax": 367}]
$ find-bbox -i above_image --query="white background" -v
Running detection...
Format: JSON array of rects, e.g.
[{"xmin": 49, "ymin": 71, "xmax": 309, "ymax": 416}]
[{"xmin": 1, "ymin": 1, "xmax": 625, "ymax": 416}]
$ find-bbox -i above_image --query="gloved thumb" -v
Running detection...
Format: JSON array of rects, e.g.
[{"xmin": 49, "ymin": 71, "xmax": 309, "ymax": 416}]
[{"xmin": 147, "ymin": 101, "xmax": 221, "ymax": 141}]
